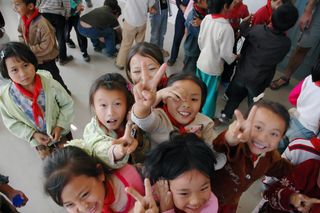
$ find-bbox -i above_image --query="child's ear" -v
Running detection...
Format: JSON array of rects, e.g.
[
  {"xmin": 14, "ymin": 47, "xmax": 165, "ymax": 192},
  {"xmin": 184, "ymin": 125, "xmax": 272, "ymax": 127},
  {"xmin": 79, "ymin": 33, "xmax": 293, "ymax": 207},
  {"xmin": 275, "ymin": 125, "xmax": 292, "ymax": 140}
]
[
  {"xmin": 96, "ymin": 164, "xmax": 106, "ymax": 182},
  {"xmin": 27, "ymin": 3, "xmax": 35, "ymax": 11}
]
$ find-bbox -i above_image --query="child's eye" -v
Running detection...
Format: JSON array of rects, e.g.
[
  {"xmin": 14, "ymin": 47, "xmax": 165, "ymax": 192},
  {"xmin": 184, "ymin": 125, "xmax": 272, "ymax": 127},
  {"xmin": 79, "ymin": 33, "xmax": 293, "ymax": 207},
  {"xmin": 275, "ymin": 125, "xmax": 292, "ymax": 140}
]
[
  {"xmin": 200, "ymin": 186, "xmax": 209, "ymax": 191},
  {"xmin": 64, "ymin": 203, "xmax": 74, "ymax": 208},
  {"xmin": 191, "ymin": 98, "xmax": 199, "ymax": 102},
  {"xmin": 132, "ymin": 70, "xmax": 141, "ymax": 74},
  {"xmin": 254, "ymin": 125, "xmax": 262, "ymax": 131},
  {"xmin": 115, "ymin": 102, "xmax": 122, "ymax": 106},
  {"xmin": 23, "ymin": 63, "xmax": 29, "ymax": 67},
  {"xmin": 81, "ymin": 192, "xmax": 89, "ymax": 199},
  {"xmin": 178, "ymin": 192, "xmax": 189, "ymax": 196},
  {"xmin": 270, "ymin": 132, "xmax": 279, "ymax": 138},
  {"xmin": 100, "ymin": 104, "xmax": 107, "ymax": 107}
]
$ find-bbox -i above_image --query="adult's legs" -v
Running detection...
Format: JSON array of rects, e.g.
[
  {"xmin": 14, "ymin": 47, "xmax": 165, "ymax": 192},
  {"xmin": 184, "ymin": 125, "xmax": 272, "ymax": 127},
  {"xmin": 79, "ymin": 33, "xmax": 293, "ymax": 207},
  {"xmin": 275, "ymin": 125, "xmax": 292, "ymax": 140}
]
[
  {"xmin": 158, "ymin": 9, "xmax": 168, "ymax": 49},
  {"xmin": 168, "ymin": 11, "xmax": 185, "ymax": 64},
  {"xmin": 149, "ymin": 13, "xmax": 162, "ymax": 47},
  {"xmin": 102, "ymin": 28, "xmax": 117, "ymax": 57}
]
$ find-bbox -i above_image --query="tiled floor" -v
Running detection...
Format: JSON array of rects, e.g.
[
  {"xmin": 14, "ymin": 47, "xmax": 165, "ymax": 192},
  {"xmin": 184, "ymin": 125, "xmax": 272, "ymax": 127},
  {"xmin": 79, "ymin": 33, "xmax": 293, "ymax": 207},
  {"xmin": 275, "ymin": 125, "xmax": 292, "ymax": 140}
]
[{"xmin": 0, "ymin": 0, "xmax": 297, "ymax": 212}]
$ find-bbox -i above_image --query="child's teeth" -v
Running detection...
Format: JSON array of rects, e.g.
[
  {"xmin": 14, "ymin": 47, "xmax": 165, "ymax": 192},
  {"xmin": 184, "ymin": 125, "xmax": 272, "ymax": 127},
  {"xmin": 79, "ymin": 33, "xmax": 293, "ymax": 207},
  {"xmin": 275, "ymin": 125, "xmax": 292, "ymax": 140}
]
[
  {"xmin": 179, "ymin": 112, "xmax": 190, "ymax": 116},
  {"xmin": 254, "ymin": 142, "xmax": 265, "ymax": 149}
]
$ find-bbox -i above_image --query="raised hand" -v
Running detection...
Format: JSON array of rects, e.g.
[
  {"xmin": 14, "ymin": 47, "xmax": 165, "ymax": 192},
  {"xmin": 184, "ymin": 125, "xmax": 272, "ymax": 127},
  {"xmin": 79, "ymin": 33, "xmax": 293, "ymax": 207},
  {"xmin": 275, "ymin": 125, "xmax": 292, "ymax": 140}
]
[
  {"xmin": 154, "ymin": 85, "xmax": 187, "ymax": 107},
  {"xmin": 156, "ymin": 180, "xmax": 174, "ymax": 212},
  {"xmin": 290, "ymin": 193, "xmax": 320, "ymax": 213},
  {"xmin": 112, "ymin": 121, "xmax": 138, "ymax": 160},
  {"xmin": 225, "ymin": 106, "xmax": 257, "ymax": 146},
  {"xmin": 51, "ymin": 126, "xmax": 62, "ymax": 142},
  {"xmin": 133, "ymin": 62, "xmax": 167, "ymax": 118},
  {"xmin": 33, "ymin": 132, "xmax": 51, "ymax": 146},
  {"xmin": 126, "ymin": 178, "xmax": 159, "ymax": 213}
]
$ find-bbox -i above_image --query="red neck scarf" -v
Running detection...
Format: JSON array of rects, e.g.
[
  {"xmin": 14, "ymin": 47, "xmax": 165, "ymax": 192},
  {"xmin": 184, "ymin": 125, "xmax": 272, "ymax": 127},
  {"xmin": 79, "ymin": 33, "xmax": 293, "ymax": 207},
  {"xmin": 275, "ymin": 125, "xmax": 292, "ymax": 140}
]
[
  {"xmin": 14, "ymin": 74, "xmax": 44, "ymax": 127},
  {"xmin": 102, "ymin": 180, "xmax": 115, "ymax": 213},
  {"xmin": 21, "ymin": 8, "xmax": 39, "ymax": 41},
  {"xmin": 315, "ymin": 81, "xmax": 320, "ymax": 87},
  {"xmin": 162, "ymin": 105, "xmax": 194, "ymax": 134},
  {"xmin": 211, "ymin": 14, "xmax": 227, "ymax": 19},
  {"xmin": 311, "ymin": 138, "xmax": 320, "ymax": 152},
  {"xmin": 194, "ymin": 4, "xmax": 207, "ymax": 18}
]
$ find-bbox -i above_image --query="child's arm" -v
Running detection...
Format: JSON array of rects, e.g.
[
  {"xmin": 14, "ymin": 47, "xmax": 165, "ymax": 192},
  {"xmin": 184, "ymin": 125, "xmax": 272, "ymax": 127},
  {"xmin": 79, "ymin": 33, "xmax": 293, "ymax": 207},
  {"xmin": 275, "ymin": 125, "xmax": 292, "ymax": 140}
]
[
  {"xmin": 225, "ymin": 106, "xmax": 257, "ymax": 146},
  {"xmin": 156, "ymin": 180, "xmax": 175, "ymax": 212},
  {"xmin": 288, "ymin": 79, "xmax": 304, "ymax": 106},
  {"xmin": 132, "ymin": 62, "xmax": 167, "ymax": 119},
  {"xmin": 153, "ymin": 85, "xmax": 186, "ymax": 107},
  {"xmin": 220, "ymin": 26, "xmax": 237, "ymax": 65},
  {"xmin": 0, "ymin": 178, "xmax": 28, "ymax": 208}
]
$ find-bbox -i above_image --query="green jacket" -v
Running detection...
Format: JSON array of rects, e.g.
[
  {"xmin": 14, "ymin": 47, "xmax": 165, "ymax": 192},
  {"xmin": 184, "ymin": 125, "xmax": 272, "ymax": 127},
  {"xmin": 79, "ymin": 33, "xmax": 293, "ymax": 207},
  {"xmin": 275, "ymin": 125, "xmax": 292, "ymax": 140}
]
[
  {"xmin": 0, "ymin": 70, "xmax": 74, "ymax": 147},
  {"xmin": 66, "ymin": 116, "xmax": 129, "ymax": 169}
]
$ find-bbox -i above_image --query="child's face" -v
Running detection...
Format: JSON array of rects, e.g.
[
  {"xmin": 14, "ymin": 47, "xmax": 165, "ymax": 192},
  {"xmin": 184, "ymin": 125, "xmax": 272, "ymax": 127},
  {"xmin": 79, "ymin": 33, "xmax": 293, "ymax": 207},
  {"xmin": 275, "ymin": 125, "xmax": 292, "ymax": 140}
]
[
  {"xmin": 129, "ymin": 54, "xmax": 160, "ymax": 84},
  {"xmin": 93, "ymin": 88, "xmax": 127, "ymax": 131},
  {"xmin": 11, "ymin": 0, "xmax": 30, "ymax": 16},
  {"xmin": 169, "ymin": 169, "xmax": 211, "ymax": 213},
  {"xmin": 197, "ymin": 0, "xmax": 208, "ymax": 9},
  {"xmin": 270, "ymin": 0, "xmax": 283, "ymax": 10},
  {"xmin": 61, "ymin": 174, "xmax": 106, "ymax": 213},
  {"xmin": 6, "ymin": 56, "xmax": 36, "ymax": 88},
  {"xmin": 248, "ymin": 107, "xmax": 286, "ymax": 155},
  {"xmin": 165, "ymin": 80, "xmax": 202, "ymax": 125}
]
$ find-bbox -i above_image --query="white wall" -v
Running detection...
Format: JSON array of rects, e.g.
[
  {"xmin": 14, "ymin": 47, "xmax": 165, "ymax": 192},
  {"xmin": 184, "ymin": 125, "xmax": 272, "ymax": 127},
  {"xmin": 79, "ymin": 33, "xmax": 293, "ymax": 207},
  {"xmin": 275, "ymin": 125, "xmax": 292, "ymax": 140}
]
[{"xmin": 243, "ymin": 0, "xmax": 267, "ymax": 13}]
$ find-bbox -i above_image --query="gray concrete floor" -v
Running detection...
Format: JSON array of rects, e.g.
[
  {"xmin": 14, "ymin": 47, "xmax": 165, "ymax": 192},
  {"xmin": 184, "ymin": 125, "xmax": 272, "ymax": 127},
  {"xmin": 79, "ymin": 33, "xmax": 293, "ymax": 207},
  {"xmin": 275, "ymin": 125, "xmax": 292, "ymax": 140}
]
[{"xmin": 0, "ymin": 0, "xmax": 297, "ymax": 212}]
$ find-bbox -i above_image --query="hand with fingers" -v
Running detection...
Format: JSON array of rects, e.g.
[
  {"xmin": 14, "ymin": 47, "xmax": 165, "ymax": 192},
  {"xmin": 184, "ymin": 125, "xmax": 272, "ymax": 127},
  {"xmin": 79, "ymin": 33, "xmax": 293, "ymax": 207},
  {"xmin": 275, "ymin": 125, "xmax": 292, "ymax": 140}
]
[
  {"xmin": 51, "ymin": 126, "xmax": 63, "ymax": 142},
  {"xmin": 112, "ymin": 121, "xmax": 138, "ymax": 161},
  {"xmin": 156, "ymin": 180, "xmax": 174, "ymax": 212},
  {"xmin": 225, "ymin": 106, "xmax": 257, "ymax": 146},
  {"xmin": 126, "ymin": 178, "xmax": 159, "ymax": 213},
  {"xmin": 290, "ymin": 193, "xmax": 320, "ymax": 213},
  {"xmin": 133, "ymin": 62, "xmax": 167, "ymax": 119},
  {"xmin": 33, "ymin": 132, "xmax": 51, "ymax": 146},
  {"xmin": 154, "ymin": 85, "xmax": 187, "ymax": 107}
]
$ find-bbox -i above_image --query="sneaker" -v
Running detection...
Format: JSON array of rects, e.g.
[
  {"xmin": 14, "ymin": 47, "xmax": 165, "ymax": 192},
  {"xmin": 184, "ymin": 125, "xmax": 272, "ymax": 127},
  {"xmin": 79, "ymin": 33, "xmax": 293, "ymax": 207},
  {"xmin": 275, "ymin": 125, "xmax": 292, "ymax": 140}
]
[
  {"xmin": 114, "ymin": 61, "xmax": 124, "ymax": 70},
  {"xmin": 86, "ymin": 0, "xmax": 93, "ymax": 8},
  {"xmin": 59, "ymin": 55, "xmax": 73, "ymax": 65},
  {"xmin": 66, "ymin": 39, "xmax": 76, "ymax": 48},
  {"xmin": 167, "ymin": 58, "xmax": 176, "ymax": 66},
  {"xmin": 221, "ymin": 93, "xmax": 229, "ymax": 102},
  {"xmin": 102, "ymin": 48, "xmax": 117, "ymax": 58},
  {"xmin": 218, "ymin": 113, "xmax": 230, "ymax": 124},
  {"xmin": 82, "ymin": 53, "xmax": 91, "ymax": 62},
  {"xmin": 213, "ymin": 151, "xmax": 227, "ymax": 170},
  {"xmin": 161, "ymin": 49, "xmax": 170, "ymax": 58}
]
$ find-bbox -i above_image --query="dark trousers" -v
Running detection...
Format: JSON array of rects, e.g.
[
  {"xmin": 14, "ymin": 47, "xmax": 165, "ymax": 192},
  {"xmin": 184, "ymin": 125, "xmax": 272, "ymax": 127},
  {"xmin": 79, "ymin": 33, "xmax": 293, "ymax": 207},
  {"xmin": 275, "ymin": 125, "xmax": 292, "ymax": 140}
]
[
  {"xmin": 66, "ymin": 15, "xmax": 88, "ymax": 54},
  {"xmin": 41, "ymin": 13, "xmax": 68, "ymax": 60},
  {"xmin": 222, "ymin": 78, "xmax": 265, "ymax": 119},
  {"xmin": 38, "ymin": 59, "xmax": 70, "ymax": 93},
  {"xmin": 169, "ymin": 10, "xmax": 185, "ymax": 61}
]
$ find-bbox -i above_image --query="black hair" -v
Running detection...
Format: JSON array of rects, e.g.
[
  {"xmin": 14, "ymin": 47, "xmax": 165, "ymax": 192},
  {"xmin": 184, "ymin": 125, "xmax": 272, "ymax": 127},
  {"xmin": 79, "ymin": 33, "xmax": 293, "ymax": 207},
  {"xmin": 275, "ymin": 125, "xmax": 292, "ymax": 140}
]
[
  {"xmin": 167, "ymin": 72, "xmax": 207, "ymax": 109},
  {"xmin": 311, "ymin": 59, "xmax": 320, "ymax": 82},
  {"xmin": 271, "ymin": 2, "xmax": 298, "ymax": 32},
  {"xmin": 21, "ymin": 0, "xmax": 36, "ymax": 5},
  {"xmin": 0, "ymin": 42, "xmax": 38, "ymax": 79},
  {"xmin": 145, "ymin": 132, "xmax": 216, "ymax": 183},
  {"xmin": 126, "ymin": 42, "xmax": 164, "ymax": 83},
  {"xmin": 43, "ymin": 146, "xmax": 110, "ymax": 206},
  {"xmin": 250, "ymin": 99, "xmax": 290, "ymax": 134},
  {"xmin": 207, "ymin": 0, "xmax": 233, "ymax": 14},
  {"xmin": 89, "ymin": 73, "xmax": 134, "ymax": 115},
  {"xmin": 104, "ymin": 0, "xmax": 121, "ymax": 16}
]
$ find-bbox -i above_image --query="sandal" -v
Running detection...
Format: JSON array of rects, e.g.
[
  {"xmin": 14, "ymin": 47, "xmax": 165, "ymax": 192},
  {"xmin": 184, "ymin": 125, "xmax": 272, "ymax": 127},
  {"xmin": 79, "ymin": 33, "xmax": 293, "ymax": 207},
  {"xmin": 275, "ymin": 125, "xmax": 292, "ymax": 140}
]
[{"xmin": 269, "ymin": 76, "xmax": 290, "ymax": 90}]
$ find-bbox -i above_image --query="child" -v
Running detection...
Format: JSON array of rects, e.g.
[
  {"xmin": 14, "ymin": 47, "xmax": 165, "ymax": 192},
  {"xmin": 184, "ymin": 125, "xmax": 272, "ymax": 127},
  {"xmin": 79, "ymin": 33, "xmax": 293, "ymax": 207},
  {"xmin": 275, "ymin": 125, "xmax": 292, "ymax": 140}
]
[
  {"xmin": 65, "ymin": 0, "xmax": 90, "ymax": 62},
  {"xmin": 0, "ymin": 42, "xmax": 74, "ymax": 158},
  {"xmin": 216, "ymin": 2, "xmax": 298, "ymax": 125},
  {"xmin": 144, "ymin": 132, "xmax": 219, "ymax": 213},
  {"xmin": 67, "ymin": 73, "xmax": 149, "ymax": 168},
  {"xmin": 196, "ymin": 0, "xmax": 237, "ymax": 118},
  {"xmin": 126, "ymin": 42, "xmax": 167, "ymax": 90},
  {"xmin": 0, "ymin": 173, "xmax": 28, "ymax": 212},
  {"xmin": 183, "ymin": 0, "xmax": 208, "ymax": 73},
  {"xmin": 115, "ymin": 0, "xmax": 156, "ymax": 70},
  {"xmin": 43, "ymin": 146, "xmax": 145, "ymax": 213},
  {"xmin": 284, "ymin": 59, "xmax": 320, "ymax": 144},
  {"xmin": 263, "ymin": 159, "xmax": 320, "ymax": 213},
  {"xmin": 131, "ymin": 67, "xmax": 226, "ymax": 168},
  {"xmin": 252, "ymin": 0, "xmax": 287, "ymax": 26},
  {"xmin": 212, "ymin": 100, "xmax": 293, "ymax": 212},
  {"xmin": 12, "ymin": 0, "xmax": 71, "ymax": 94},
  {"xmin": 0, "ymin": 11, "xmax": 10, "ymax": 49}
]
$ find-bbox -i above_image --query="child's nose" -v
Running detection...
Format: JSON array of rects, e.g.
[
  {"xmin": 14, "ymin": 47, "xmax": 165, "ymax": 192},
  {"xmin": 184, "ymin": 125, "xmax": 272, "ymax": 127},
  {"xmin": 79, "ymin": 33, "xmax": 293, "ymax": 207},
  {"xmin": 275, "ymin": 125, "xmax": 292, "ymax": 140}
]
[
  {"xmin": 189, "ymin": 194, "xmax": 202, "ymax": 207},
  {"xmin": 77, "ymin": 201, "xmax": 90, "ymax": 212}
]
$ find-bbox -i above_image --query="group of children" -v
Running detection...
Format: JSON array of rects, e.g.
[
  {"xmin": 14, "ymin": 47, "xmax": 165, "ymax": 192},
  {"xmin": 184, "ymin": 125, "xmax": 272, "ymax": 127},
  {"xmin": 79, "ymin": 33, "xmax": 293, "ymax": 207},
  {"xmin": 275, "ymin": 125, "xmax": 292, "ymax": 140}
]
[{"xmin": 1, "ymin": 0, "xmax": 320, "ymax": 212}]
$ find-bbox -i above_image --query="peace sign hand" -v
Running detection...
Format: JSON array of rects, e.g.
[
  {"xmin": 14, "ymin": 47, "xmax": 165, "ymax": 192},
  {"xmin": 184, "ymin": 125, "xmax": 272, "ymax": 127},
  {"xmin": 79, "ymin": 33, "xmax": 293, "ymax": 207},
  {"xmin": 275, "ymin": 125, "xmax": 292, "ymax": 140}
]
[
  {"xmin": 112, "ymin": 121, "xmax": 138, "ymax": 160},
  {"xmin": 126, "ymin": 178, "xmax": 159, "ymax": 213},
  {"xmin": 133, "ymin": 62, "xmax": 167, "ymax": 118},
  {"xmin": 225, "ymin": 106, "xmax": 257, "ymax": 146},
  {"xmin": 290, "ymin": 193, "xmax": 320, "ymax": 213}
]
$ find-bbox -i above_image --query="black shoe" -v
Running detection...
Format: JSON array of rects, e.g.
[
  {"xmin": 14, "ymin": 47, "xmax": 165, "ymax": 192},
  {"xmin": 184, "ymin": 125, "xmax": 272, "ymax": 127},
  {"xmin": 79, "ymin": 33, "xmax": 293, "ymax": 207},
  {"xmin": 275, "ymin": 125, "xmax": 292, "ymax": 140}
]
[
  {"xmin": 86, "ymin": 0, "xmax": 93, "ymax": 8},
  {"xmin": 82, "ymin": 53, "xmax": 91, "ymax": 62},
  {"xmin": 94, "ymin": 47, "xmax": 102, "ymax": 52},
  {"xmin": 66, "ymin": 39, "xmax": 76, "ymax": 48},
  {"xmin": 59, "ymin": 55, "xmax": 74, "ymax": 65},
  {"xmin": 167, "ymin": 59, "xmax": 176, "ymax": 66}
]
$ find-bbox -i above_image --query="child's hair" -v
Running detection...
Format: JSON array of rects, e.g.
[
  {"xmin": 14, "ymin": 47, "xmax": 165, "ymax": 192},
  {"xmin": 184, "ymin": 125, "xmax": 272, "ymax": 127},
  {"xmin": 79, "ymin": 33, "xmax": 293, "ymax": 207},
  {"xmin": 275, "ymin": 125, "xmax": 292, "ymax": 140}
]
[
  {"xmin": 104, "ymin": 0, "xmax": 121, "ymax": 16},
  {"xmin": 271, "ymin": 2, "xmax": 298, "ymax": 32},
  {"xmin": 250, "ymin": 99, "xmax": 290, "ymax": 134},
  {"xmin": 89, "ymin": 73, "xmax": 134, "ymax": 114},
  {"xmin": 126, "ymin": 42, "xmax": 164, "ymax": 83},
  {"xmin": 167, "ymin": 72, "xmax": 207, "ymax": 109},
  {"xmin": 43, "ymin": 146, "xmax": 110, "ymax": 206},
  {"xmin": 145, "ymin": 132, "xmax": 216, "ymax": 183},
  {"xmin": 311, "ymin": 59, "xmax": 320, "ymax": 82},
  {"xmin": 207, "ymin": 0, "xmax": 233, "ymax": 14},
  {"xmin": 0, "ymin": 42, "xmax": 38, "ymax": 79},
  {"xmin": 21, "ymin": 0, "xmax": 36, "ymax": 5}
]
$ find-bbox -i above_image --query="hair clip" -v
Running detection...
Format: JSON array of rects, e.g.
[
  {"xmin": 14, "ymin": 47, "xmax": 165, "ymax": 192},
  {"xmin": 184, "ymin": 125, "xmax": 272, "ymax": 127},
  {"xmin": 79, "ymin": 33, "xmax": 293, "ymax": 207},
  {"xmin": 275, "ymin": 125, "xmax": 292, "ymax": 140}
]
[{"xmin": 253, "ymin": 93, "xmax": 264, "ymax": 103}]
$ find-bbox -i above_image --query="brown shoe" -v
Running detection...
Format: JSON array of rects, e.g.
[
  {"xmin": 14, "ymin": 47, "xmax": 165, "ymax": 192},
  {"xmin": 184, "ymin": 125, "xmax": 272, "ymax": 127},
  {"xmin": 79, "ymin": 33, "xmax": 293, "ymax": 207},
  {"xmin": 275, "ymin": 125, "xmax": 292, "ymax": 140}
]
[
  {"xmin": 59, "ymin": 55, "xmax": 74, "ymax": 65},
  {"xmin": 269, "ymin": 76, "xmax": 290, "ymax": 90}
]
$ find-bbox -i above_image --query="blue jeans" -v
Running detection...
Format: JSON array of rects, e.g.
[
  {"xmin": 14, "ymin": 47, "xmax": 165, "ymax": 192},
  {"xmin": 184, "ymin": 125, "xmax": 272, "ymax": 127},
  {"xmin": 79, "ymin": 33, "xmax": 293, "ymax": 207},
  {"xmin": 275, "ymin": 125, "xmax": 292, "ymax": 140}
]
[
  {"xmin": 78, "ymin": 23, "xmax": 116, "ymax": 56},
  {"xmin": 150, "ymin": 8, "xmax": 168, "ymax": 49}
]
